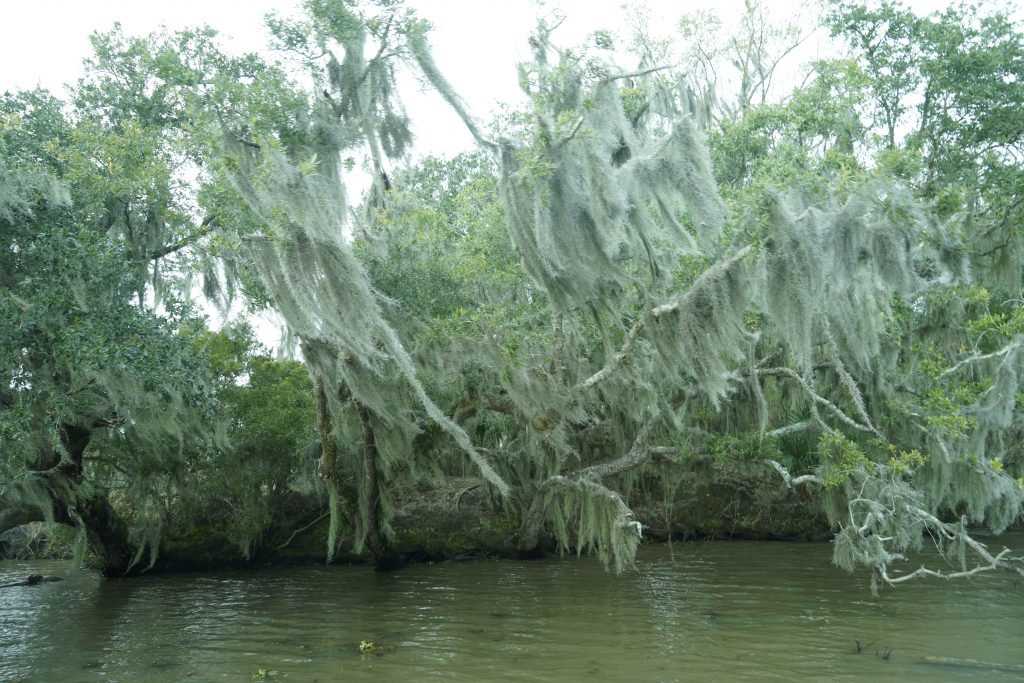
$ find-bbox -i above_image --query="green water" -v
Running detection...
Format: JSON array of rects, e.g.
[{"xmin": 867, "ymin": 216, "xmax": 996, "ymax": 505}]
[{"xmin": 2, "ymin": 536, "xmax": 1023, "ymax": 682}]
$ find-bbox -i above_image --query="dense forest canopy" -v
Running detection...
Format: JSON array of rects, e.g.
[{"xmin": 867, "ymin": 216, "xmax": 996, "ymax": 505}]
[{"xmin": 1, "ymin": 0, "xmax": 1023, "ymax": 588}]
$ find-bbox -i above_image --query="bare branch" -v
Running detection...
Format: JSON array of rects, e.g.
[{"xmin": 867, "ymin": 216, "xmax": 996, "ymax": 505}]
[
  {"xmin": 765, "ymin": 459, "xmax": 821, "ymax": 487},
  {"xmin": 767, "ymin": 420, "xmax": 812, "ymax": 437},
  {"xmin": 940, "ymin": 338, "xmax": 1021, "ymax": 378},
  {"xmin": 600, "ymin": 64, "xmax": 675, "ymax": 84},
  {"xmin": 149, "ymin": 215, "xmax": 217, "ymax": 261},
  {"xmin": 577, "ymin": 246, "xmax": 752, "ymax": 392},
  {"xmin": 872, "ymin": 506, "xmax": 1024, "ymax": 584},
  {"xmin": 275, "ymin": 512, "xmax": 330, "ymax": 550},
  {"xmin": 758, "ymin": 366, "xmax": 879, "ymax": 435},
  {"xmin": 880, "ymin": 547, "xmax": 1019, "ymax": 584}
]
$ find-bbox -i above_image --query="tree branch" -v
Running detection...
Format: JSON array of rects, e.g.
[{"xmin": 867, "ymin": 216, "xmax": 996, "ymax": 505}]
[
  {"xmin": 577, "ymin": 419, "xmax": 657, "ymax": 479},
  {"xmin": 575, "ymin": 316, "xmax": 646, "ymax": 391},
  {"xmin": 275, "ymin": 512, "xmax": 330, "ymax": 550},
  {"xmin": 940, "ymin": 337, "xmax": 1021, "ymax": 378},
  {"xmin": 651, "ymin": 246, "xmax": 752, "ymax": 318},
  {"xmin": 880, "ymin": 545, "xmax": 1021, "ymax": 584},
  {"xmin": 547, "ymin": 475, "xmax": 642, "ymax": 538},
  {"xmin": 600, "ymin": 64, "xmax": 675, "ymax": 84},
  {"xmin": 765, "ymin": 459, "xmax": 821, "ymax": 487},
  {"xmin": 823, "ymin": 324, "xmax": 879, "ymax": 435},
  {"xmin": 0, "ymin": 503, "xmax": 46, "ymax": 536},
  {"xmin": 767, "ymin": 420, "xmax": 812, "ymax": 437},
  {"xmin": 577, "ymin": 246, "xmax": 752, "ymax": 392},
  {"xmin": 149, "ymin": 215, "xmax": 217, "ymax": 261},
  {"xmin": 758, "ymin": 366, "xmax": 879, "ymax": 435}
]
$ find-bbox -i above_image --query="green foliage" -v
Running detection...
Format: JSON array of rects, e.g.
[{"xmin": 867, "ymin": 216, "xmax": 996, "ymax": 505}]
[
  {"xmin": 180, "ymin": 326, "xmax": 316, "ymax": 558},
  {"xmin": 828, "ymin": 0, "xmax": 1024, "ymax": 289},
  {"xmin": 4, "ymin": 0, "xmax": 1024, "ymax": 583},
  {"xmin": 0, "ymin": 87, "xmax": 221, "ymax": 571},
  {"xmin": 818, "ymin": 433, "xmax": 873, "ymax": 490}
]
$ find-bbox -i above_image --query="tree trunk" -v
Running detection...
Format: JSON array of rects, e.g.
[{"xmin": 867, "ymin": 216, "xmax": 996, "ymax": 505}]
[
  {"xmin": 76, "ymin": 493, "xmax": 135, "ymax": 577},
  {"xmin": 356, "ymin": 402, "xmax": 401, "ymax": 570},
  {"xmin": 515, "ymin": 495, "xmax": 547, "ymax": 559},
  {"xmin": 16, "ymin": 422, "xmax": 140, "ymax": 576},
  {"xmin": 314, "ymin": 376, "xmax": 357, "ymax": 563}
]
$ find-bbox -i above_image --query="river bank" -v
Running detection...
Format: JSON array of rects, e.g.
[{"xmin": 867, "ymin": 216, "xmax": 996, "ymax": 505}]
[{"xmin": 2, "ymin": 459, "xmax": 833, "ymax": 572}]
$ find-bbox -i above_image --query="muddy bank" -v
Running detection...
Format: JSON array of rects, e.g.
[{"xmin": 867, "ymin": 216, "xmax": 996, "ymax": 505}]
[
  {"xmin": 2, "ymin": 462, "xmax": 831, "ymax": 572},
  {"xmin": 158, "ymin": 461, "xmax": 833, "ymax": 570}
]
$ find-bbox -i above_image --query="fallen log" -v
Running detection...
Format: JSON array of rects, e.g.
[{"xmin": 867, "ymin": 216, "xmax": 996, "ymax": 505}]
[
  {"xmin": 0, "ymin": 574, "xmax": 64, "ymax": 588},
  {"xmin": 920, "ymin": 656, "xmax": 1024, "ymax": 673}
]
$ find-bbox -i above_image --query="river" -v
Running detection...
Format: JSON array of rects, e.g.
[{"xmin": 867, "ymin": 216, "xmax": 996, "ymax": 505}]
[{"xmin": 2, "ymin": 535, "xmax": 1023, "ymax": 682}]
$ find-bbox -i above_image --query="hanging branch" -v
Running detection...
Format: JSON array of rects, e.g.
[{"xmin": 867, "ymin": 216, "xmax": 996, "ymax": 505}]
[
  {"xmin": 407, "ymin": 30, "xmax": 497, "ymax": 151},
  {"xmin": 765, "ymin": 459, "xmax": 821, "ymax": 487},
  {"xmin": 877, "ymin": 511, "xmax": 1024, "ymax": 584},
  {"xmin": 767, "ymin": 420, "xmax": 813, "ymax": 438},
  {"xmin": 548, "ymin": 474, "xmax": 643, "ymax": 537},
  {"xmin": 577, "ymin": 246, "xmax": 753, "ymax": 392},
  {"xmin": 541, "ymin": 421, "xmax": 662, "ymax": 531},
  {"xmin": 757, "ymin": 366, "xmax": 879, "ymax": 435},
  {"xmin": 940, "ymin": 337, "xmax": 1022, "ymax": 378}
]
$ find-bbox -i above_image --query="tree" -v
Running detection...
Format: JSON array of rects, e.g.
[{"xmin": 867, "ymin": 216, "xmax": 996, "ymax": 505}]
[
  {"xmin": 0, "ymin": 90, "xmax": 218, "ymax": 575},
  {"xmin": 171, "ymin": 326, "xmax": 318, "ymax": 562},
  {"xmin": 0, "ymin": 23, "xmax": 302, "ymax": 574},
  {"xmin": 5, "ymin": 0, "xmax": 1021, "ymax": 585},
  {"xmin": 813, "ymin": 0, "xmax": 1024, "ymax": 587},
  {"xmin": 826, "ymin": 0, "xmax": 1024, "ymax": 280},
  {"xmin": 210, "ymin": 0, "xmax": 1024, "ymax": 581}
]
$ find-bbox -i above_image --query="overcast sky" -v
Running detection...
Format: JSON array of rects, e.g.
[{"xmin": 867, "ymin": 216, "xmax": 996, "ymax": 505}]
[
  {"xmin": 0, "ymin": 0, "xmax": 971, "ymax": 159},
  {"xmin": 0, "ymin": 1, "xmax": 617, "ymax": 155},
  {"xmin": 0, "ymin": 0, "xmax": 976, "ymax": 346}
]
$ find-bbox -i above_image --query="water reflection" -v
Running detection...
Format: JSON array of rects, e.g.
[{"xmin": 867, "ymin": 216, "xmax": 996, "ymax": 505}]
[{"xmin": 2, "ymin": 537, "xmax": 1022, "ymax": 682}]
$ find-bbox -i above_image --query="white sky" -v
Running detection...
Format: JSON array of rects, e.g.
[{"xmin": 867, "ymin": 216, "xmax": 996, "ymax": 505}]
[
  {"xmin": 0, "ymin": 0, "xmax": 972, "ymax": 348},
  {"xmin": 0, "ymin": 0, "xmax": 970, "ymax": 159}
]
